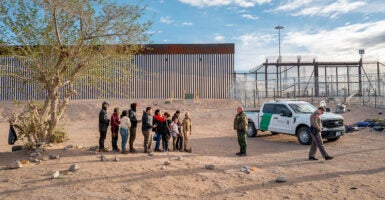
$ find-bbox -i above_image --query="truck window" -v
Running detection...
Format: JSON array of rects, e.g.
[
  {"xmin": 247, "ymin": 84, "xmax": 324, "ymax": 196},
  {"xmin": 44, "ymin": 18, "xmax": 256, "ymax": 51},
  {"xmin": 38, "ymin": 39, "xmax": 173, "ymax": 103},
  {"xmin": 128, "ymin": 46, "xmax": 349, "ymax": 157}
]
[
  {"xmin": 289, "ymin": 103, "xmax": 316, "ymax": 114},
  {"xmin": 262, "ymin": 104, "xmax": 275, "ymax": 114},
  {"xmin": 274, "ymin": 104, "xmax": 290, "ymax": 114}
]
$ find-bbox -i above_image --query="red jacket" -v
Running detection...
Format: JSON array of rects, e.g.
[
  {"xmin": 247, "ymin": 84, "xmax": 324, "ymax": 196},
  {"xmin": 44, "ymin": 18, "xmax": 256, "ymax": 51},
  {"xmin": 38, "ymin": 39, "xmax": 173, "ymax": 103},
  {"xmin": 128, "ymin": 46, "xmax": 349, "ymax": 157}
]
[
  {"xmin": 155, "ymin": 115, "xmax": 165, "ymax": 122},
  {"xmin": 111, "ymin": 112, "xmax": 120, "ymax": 133}
]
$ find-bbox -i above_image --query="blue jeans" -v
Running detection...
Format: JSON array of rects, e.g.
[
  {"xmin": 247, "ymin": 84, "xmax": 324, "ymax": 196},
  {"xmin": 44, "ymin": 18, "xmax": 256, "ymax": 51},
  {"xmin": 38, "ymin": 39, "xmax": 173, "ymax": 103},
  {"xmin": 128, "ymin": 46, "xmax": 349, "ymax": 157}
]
[
  {"xmin": 120, "ymin": 127, "xmax": 129, "ymax": 151},
  {"xmin": 154, "ymin": 132, "xmax": 162, "ymax": 150}
]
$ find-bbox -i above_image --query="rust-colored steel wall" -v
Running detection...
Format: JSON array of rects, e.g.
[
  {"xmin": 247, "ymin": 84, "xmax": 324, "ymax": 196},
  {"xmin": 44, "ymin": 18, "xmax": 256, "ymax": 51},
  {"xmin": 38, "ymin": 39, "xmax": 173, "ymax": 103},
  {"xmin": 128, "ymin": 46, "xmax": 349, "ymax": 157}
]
[{"xmin": 0, "ymin": 44, "xmax": 234, "ymax": 100}]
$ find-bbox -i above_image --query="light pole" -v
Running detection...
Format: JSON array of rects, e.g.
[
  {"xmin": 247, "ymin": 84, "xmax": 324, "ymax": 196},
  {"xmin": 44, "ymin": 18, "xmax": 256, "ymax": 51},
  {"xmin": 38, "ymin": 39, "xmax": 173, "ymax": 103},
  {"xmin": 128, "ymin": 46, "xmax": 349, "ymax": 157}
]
[
  {"xmin": 275, "ymin": 25, "xmax": 284, "ymax": 97},
  {"xmin": 275, "ymin": 25, "xmax": 284, "ymax": 62},
  {"xmin": 359, "ymin": 49, "xmax": 364, "ymax": 97}
]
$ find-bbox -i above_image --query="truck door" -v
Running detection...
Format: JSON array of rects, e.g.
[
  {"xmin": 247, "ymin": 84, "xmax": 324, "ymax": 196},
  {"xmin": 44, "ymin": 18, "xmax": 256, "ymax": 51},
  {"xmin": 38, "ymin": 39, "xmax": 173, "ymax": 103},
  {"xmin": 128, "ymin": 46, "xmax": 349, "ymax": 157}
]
[
  {"xmin": 260, "ymin": 103, "xmax": 275, "ymax": 131},
  {"xmin": 273, "ymin": 104, "xmax": 293, "ymax": 134}
]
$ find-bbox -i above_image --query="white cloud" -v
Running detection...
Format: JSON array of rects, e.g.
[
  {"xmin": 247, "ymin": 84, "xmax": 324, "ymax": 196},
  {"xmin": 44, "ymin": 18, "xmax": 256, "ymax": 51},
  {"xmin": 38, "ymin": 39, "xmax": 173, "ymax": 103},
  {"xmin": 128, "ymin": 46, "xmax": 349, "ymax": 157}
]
[
  {"xmin": 226, "ymin": 24, "xmax": 236, "ymax": 27},
  {"xmin": 160, "ymin": 16, "xmax": 173, "ymax": 24},
  {"xmin": 275, "ymin": 0, "xmax": 313, "ymax": 11},
  {"xmin": 273, "ymin": 0, "xmax": 366, "ymax": 18},
  {"xmin": 178, "ymin": 0, "xmax": 271, "ymax": 8},
  {"xmin": 235, "ymin": 33, "xmax": 274, "ymax": 46},
  {"xmin": 358, "ymin": 1, "xmax": 385, "ymax": 14},
  {"xmin": 147, "ymin": 30, "xmax": 163, "ymax": 35},
  {"xmin": 242, "ymin": 14, "xmax": 259, "ymax": 20},
  {"xmin": 234, "ymin": 20, "xmax": 385, "ymax": 71},
  {"xmin": 182, "ymin": 22, "xmax": 193, "ymax": 26},
  {"xmin": 284, "ymin": 20, "xmax": 385, "ymax": 61},
  {"xmin": 233, "ymin": 33, "xmax": 276, "ymax": 71},
  {"xmin": 214, "ymin": 33, "xmax": 225, "ymax": 41}
]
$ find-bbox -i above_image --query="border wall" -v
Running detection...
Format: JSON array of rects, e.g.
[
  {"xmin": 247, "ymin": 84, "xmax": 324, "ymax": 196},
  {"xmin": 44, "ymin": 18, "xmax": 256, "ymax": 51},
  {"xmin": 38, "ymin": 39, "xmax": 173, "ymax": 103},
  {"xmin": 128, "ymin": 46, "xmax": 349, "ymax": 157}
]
[{"xmin": 0, "ymin": 44, "xmax": 234, "ymax": 100}]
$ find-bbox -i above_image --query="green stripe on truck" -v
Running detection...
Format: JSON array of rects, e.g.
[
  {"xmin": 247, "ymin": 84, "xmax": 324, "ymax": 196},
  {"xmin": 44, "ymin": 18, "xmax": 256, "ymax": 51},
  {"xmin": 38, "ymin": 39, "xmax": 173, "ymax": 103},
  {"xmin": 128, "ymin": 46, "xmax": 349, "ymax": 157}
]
[{"xmin": 260, "ymin": 113, "xmax": 273, "ymax": 131}]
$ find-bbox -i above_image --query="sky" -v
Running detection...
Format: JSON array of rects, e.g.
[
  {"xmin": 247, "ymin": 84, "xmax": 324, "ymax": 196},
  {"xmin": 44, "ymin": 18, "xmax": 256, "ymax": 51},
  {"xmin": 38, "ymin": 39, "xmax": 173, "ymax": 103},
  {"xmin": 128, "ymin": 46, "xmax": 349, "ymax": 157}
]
[{"xmin": 140, "ymin": 0, "xmax": 385, "ymax": 72}]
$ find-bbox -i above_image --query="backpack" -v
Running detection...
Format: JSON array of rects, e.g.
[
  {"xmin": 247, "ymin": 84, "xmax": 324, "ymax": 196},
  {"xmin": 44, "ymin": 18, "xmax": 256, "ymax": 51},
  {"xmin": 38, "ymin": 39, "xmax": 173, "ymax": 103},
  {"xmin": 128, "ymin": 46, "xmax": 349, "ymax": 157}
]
[{"xmin": 8, "ymin": 125, "xmax": 17, "ymax": 145}]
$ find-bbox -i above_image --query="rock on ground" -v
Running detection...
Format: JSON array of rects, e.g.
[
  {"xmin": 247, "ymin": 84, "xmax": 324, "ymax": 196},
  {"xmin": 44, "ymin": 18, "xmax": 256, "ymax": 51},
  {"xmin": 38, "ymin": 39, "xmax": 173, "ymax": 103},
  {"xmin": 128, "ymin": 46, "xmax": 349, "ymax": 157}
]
[
  {"xmin": 49, "ymin": 154, "xmax": 60, "ymax": 159},
  {"xmin": 100, "ymin": 153, "xmax": 107, "ymax": 161},
  {"xmin": 52, "ymin": 171, "xmax": 60, "ymax": 179},
  {"xmin": 69, "ymin": 164, "xmax": 79, "ymax": 171},
  {"xmin": 7, "ymin": 160, "xmax": 22, "ymax": 170},
  {"xmin": 276, "ymin": 176, "xmax": 287, "ymax": 183},
  {"xmin": 205, "ymin": 164, "xmax": 215, "ymax": 170}
]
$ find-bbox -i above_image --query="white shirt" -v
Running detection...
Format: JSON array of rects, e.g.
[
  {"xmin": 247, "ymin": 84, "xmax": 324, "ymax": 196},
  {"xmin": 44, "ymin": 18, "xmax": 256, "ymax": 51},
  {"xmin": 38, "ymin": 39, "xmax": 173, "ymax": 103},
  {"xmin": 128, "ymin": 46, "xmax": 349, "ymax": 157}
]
[
  {"xmin": 171, "ymin": 122, "xmax": 179, "ymax": 137},
  {"xmin": 120, "ymin": 116, "xmax": 131, "ymax": 129}
]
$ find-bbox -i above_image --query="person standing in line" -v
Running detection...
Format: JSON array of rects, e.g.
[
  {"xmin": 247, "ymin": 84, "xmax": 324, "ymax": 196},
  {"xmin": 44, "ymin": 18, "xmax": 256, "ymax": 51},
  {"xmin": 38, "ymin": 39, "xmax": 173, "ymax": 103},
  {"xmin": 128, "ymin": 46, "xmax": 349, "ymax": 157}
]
[
  {"xmin": 120, "ymin": 110, "xmax": 131, "ymax": 154},
  {"xmin": 171, "ymin": 116, "xmax": 181, "ymax": 151},
  {"xmin": 153, "ymin": 109, "xmax": 164, "ymax": 152},
  {"xmin": 110, "ymin": 107, "xmax": 121, "ymax": 152},
  {"xmin": 182, "ymin": 112, "xmax": 192, "ymax": 153},
  {"xmin": 141, "ymin": 107, "xmax": 154, "ymax": 153},
  {"xmin": 233, "ymin": 106, "xmax": 248, "ymax": 156},
  {"xmin": 99, "ymin": 101, "xmax": 110, "ymax": 152},
  {"xmin": 162, "ymin": 112, "xmax": 172, "ymax": 152},
  {"xmin": 128, "ymin": 103, "xmax": 141, "ymax": 153},
  {"xmin": 309, "ymin": 107, "xmax": 334, "ymax": 161},
  {"xmin": 173, "ymin": 111, "xmax": 183, "ymax": 151}
]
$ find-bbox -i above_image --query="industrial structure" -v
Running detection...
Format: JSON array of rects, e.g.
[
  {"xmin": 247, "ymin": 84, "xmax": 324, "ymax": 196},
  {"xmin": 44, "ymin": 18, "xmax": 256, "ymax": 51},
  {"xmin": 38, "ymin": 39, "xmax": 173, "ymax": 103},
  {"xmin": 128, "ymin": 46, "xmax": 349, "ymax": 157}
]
[
  {"xmin": 234, "ymin": 55, "xmax": 385, "ymax": 108},
  {"xmin": 251, "ymin": 57, "xmax": 383, "ymax": 97}
]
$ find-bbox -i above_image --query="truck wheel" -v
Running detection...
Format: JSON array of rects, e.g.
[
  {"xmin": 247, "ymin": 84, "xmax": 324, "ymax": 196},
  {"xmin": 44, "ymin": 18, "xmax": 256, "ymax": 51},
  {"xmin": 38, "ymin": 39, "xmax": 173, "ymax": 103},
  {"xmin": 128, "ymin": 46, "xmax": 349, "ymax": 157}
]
[
  {"xmin": 247, "ymin": 122, "xmax": 257, "ymax": 137},
  {"xmin": 296, "ymin": 127, "xmax": 311, "ymax": 145},
  {"xmin": 327, "ymin": 136, "xmax": 340, "ymax": 142}
]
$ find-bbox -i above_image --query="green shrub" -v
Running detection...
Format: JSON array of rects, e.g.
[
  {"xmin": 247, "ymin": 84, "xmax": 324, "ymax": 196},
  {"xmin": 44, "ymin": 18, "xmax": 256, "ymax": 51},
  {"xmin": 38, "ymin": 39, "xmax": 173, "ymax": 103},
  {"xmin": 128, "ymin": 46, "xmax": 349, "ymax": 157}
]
[{"xmin": 51, "ymin": 127, "xmax": 68, "ymax": 143}]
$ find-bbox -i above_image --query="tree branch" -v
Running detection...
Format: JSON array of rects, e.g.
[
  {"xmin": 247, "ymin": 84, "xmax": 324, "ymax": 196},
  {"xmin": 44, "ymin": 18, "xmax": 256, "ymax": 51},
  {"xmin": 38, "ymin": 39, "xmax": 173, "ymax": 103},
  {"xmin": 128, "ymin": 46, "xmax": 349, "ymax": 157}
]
[
  {"xmin": 57, "ymin": 83, "xmax": 76, "ymax": 122},
  {"xmin": 83, "ymin": 32, "xmax": 133, "ymax": 40},
  {"xmin": 52, "ymin": 5, "xmax": 62, "ymax": 46}
]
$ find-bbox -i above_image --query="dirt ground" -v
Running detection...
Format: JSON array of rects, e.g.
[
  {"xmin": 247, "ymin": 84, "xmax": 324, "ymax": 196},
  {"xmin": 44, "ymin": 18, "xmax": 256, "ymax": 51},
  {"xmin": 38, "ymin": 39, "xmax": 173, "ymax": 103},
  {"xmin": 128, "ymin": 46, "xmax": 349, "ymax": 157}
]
[{"xmin": 0, "ymin": 99, "xmax": 384, "ymax": 200}]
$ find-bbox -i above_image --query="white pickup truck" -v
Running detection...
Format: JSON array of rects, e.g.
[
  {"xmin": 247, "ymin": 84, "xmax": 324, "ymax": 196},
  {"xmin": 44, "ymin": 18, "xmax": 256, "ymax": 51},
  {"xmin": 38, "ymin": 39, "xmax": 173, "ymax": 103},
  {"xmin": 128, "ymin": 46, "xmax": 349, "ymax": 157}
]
[{"xmin": 245, "ymin": 100, "xmax": 345, "ymax": 145}]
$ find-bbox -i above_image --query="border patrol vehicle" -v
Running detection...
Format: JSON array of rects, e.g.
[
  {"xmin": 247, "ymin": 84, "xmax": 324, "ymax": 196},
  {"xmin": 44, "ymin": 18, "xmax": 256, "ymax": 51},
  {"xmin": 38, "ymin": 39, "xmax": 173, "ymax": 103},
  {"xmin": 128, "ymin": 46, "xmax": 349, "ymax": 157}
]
[{"xmin": 245, "ymin": 100, "xmax": 345, "ymax": 145}]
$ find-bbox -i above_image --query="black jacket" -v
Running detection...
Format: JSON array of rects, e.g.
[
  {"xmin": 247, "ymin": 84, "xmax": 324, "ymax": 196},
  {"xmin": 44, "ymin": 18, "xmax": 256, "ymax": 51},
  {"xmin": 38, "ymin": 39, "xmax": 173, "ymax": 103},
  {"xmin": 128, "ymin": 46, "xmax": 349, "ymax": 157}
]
[
  {"xmin": 165, "ymin": 119, "xmax": 172, "ymax": 135},
  {"xmin": 129, "ymin": 109, "xmax": 138, "ymax": 128},
  {"xmin": 141, "ymin": 111, "xmax": 152, "ymax": 131},
  {"xmin": 99, "ymin": 108, "xmax": 110, "ymax": 132}
]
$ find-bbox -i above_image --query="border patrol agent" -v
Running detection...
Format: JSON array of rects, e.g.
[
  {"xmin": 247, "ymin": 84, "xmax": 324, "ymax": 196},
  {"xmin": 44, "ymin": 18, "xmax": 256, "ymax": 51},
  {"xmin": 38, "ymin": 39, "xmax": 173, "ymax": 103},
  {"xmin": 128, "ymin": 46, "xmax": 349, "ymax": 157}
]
[
  {"xmin": 234, "ymin": 106, "xmax": 248, "ymax": 156},
  {"xmin": 309, "ymin": 106, "xmax": 334, "ymax": 161}
]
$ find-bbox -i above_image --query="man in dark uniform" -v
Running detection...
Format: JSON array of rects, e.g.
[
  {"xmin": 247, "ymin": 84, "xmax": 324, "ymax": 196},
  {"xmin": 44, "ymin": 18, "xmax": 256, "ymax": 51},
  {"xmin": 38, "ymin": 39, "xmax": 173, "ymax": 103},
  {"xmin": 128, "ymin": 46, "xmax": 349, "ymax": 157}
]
[
  {"xmin": 234, "ymin": 106, "xmax": 248, "ymax": 156},
  {"xmin": 309, "ymin": 106, "xmax": 333, "ymax": 160}
]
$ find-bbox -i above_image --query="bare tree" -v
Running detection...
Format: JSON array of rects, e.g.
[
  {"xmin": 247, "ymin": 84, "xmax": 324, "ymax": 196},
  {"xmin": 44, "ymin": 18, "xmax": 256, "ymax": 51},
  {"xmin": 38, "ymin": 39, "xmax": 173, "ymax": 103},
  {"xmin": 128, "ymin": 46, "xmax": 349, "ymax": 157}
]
[{"xmin": 0, "ymin": 0, "xmax": 151, "ymax": 144}]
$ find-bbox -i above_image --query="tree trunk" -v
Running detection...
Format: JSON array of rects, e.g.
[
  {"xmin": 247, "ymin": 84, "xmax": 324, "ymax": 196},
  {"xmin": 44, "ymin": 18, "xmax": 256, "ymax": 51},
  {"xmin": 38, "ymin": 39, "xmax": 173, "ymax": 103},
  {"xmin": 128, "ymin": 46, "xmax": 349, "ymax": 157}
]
[{"xmin": 47, "ymin": 86, "xmax": 59, "ymax": 143}]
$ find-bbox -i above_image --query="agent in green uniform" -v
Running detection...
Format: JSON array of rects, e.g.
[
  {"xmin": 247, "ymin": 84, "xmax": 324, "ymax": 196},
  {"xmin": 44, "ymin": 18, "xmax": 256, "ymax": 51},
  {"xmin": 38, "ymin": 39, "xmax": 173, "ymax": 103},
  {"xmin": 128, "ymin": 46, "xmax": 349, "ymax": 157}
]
[{"xmin": 234, "ymin": 106, "xmax": 248, "ymax": 156}]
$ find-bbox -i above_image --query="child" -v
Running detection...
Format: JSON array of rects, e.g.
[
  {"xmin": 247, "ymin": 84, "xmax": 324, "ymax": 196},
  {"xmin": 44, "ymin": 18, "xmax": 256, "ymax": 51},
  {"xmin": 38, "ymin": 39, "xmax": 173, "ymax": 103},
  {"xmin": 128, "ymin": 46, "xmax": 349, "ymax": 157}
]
[{"xmin": 171, "ymin": 116, "xmax": 180, "ymax": 151}]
